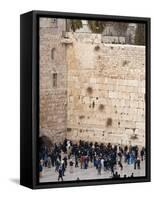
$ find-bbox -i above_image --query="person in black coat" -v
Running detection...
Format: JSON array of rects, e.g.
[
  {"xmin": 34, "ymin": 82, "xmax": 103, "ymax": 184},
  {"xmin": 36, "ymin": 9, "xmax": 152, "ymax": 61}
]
[{"xmin": 58, "ymin": 166, "xmax": 63, "ymax": 181}]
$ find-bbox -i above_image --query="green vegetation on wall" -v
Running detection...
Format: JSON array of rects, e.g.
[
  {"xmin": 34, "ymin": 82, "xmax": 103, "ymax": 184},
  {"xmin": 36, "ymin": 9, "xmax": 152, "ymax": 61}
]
[
  {"xmin": 88, "ymin": 20, "xmax": 106, "ymax": 33},
  {"xmin": 68, "ymin": 19, "xmax": 83, "ymax": 32}
]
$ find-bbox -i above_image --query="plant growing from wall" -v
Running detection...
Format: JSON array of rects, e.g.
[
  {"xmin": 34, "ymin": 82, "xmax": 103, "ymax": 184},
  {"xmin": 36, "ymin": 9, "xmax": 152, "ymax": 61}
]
[
  {"xmin": 94, "ymin": 45, "xmax": 100, "ymax": 51},
  {"xmin": 87, "ymin": 87, "xmax": 93, "ymax": 95},
  {"xmin": 79, "ymin": 115, "xmax": 85, "ymax": 119},
  {"xmin": 68, "ymin": 19, "xmax": 83, "ymax": 32},
  {"xmin": 106, "ymin": 118, "xmax": 112, "ymax": 127},
  {"xmin": 88, "ymin": 20, "xmax": 106, "ymax": 33},
  {"xmin": 99, "ymin": 104, "xmax": 105, "ymax": 111}
]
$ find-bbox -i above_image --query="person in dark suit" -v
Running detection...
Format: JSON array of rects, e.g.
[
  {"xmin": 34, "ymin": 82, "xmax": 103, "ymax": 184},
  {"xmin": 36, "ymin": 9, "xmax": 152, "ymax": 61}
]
[{"xmin": 58, "ymin": 166, "xmax": 63, "ymax": 181}]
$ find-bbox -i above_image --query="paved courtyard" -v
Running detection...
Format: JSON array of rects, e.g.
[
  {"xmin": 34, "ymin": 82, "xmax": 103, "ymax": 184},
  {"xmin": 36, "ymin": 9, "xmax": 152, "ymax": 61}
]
[{"xmin": 40, "ymin": 158, "xmax": 145, "ymax": 183}]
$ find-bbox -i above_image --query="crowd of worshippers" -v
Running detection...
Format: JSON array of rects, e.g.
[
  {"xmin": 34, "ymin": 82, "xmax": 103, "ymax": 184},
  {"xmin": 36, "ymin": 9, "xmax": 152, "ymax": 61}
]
[{"xmin": 39, "ymin": 139, "xmax": 145, "ymax": 181}]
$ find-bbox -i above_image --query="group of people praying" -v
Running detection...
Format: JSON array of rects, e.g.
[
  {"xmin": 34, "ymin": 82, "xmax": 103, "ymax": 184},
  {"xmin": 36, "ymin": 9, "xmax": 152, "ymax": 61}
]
[{"xmin": 39, "ymin": 138, "xmax": 145, "ymax": 181}]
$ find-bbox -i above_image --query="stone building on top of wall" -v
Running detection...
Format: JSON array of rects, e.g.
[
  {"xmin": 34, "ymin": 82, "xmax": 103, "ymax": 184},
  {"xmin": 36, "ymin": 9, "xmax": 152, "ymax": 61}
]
[{"xmin": 66, "ymin": 20, "xmax": 137, "ymax": 45}]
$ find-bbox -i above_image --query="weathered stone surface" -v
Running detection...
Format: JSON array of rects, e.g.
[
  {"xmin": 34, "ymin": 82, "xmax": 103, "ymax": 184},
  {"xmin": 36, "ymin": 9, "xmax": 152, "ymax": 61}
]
[
  {"xmin": 66, "ymin": 33, "xmax": 145, "ymax": 147},
  {"xmin": 39, "ymin": 18, "xmax": 67, "ymax": 143},
  {"xmin": 39, "ymin": 18, "xmax": 145, "ymax": 147}
]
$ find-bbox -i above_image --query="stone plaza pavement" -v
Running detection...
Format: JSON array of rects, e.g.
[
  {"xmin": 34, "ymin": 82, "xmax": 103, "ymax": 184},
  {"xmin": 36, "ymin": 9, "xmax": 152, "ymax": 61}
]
[{"xmin": 40, "ymin": 158, "xmax": 145, "ymax": 183}]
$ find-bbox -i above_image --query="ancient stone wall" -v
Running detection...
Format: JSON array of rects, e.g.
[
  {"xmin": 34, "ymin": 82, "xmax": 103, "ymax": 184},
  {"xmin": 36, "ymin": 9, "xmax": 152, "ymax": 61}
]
[
  {"xmin": 39, "ymin": 19, "xmax": 145, "ymax": 147},
  {"xmin": 39, "ymin": 18, "xmax": 67, "ymax": 142},
  {"xmin": 66, "ymin": 32, "xmax": 145, "ymax": 146}
]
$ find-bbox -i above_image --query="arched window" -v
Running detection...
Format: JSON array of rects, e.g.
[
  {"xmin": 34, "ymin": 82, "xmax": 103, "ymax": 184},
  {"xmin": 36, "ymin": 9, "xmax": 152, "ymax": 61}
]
[{"xmin": 51, "ymin": 48, "xmax": 56, "ymax": 60}]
